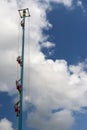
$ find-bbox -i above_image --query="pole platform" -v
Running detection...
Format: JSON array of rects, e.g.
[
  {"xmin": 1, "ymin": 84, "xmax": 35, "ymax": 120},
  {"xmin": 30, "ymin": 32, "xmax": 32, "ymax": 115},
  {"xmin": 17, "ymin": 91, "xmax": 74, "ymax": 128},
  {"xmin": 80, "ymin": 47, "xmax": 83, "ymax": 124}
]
[{"xmin": 18, "ymin": 8, "xmax": 30, "ymax": 18}]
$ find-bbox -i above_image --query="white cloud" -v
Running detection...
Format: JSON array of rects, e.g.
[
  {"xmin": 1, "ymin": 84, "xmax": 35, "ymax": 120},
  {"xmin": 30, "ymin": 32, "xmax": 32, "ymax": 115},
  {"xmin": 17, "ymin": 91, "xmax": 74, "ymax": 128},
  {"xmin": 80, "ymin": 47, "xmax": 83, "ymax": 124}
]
[
  {"xmin": 25, "ymin": 59, "xmax": 87, "ymax": 130},
  {"xmin": 27, "ymin": 109, "xmax": 74, "ymax": 130},
  {"xmin": 41, "ymin": 41, "xmax": 55, "ymax": 48},
  {"xmin": 29, "ymin": 60, "xmax": 87, "ymax": 111},
  {"xmin": 0, "ymin": 118, "xmax": 14, "ymax": 130}
]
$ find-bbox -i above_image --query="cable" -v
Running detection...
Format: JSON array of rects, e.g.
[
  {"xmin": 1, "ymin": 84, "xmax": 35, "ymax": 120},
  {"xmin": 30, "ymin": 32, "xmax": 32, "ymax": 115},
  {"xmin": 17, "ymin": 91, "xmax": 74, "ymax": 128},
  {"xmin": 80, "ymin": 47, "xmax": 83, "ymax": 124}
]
[
  {"xmin": 25, "ymin": 17, "xmax": 30, "ymax": 130},
  {"xmin": 17, "ymin": 17, "xmax": 22, "ymax": 80},
  {"xmin": 26, "ymin": 17, "xmax": 30, "ymax": 97},
  {"xmin": 16, "ymin": 15, "xmax": 22, "ymax": 130}
]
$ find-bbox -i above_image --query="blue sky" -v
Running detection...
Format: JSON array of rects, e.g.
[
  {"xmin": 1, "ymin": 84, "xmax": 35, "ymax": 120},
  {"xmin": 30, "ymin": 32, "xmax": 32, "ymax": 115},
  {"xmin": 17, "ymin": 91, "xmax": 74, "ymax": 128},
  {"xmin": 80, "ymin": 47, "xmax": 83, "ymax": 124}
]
[
  {"xmin": 1, "ymin": 0, "xmax": 87, "ymax": 130},
  {"xmin": 44, "ymin": 2, "xmax": 87, "ymax": 64}
]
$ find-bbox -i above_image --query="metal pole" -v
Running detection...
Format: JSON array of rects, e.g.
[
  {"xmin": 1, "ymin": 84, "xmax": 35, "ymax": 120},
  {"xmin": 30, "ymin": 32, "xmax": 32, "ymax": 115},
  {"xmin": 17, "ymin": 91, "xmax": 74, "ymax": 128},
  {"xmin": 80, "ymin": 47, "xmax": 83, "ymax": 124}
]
[
  {"xmin": 19, "ymin": 13, "xmax": 25, "ymax": 130},
  {"xmin": 17, "ymin": 8, "xmax": 30, "ymax": 130}
]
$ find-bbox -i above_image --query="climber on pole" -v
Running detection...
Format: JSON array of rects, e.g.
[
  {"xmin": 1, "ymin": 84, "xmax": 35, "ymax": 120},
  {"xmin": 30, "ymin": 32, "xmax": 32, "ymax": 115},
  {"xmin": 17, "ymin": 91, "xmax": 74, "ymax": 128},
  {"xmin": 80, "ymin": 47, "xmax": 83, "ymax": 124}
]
[
  {"xmin": 16, "ymin": 79, "xmax": 22, "ymax": 93},
  {"xmin": 14, "ymin": 101, "xmax": 20, "ymax": 117},
  {"xmin": 17, "ymin": 56, "xmax": 22, "ymax": 67}
]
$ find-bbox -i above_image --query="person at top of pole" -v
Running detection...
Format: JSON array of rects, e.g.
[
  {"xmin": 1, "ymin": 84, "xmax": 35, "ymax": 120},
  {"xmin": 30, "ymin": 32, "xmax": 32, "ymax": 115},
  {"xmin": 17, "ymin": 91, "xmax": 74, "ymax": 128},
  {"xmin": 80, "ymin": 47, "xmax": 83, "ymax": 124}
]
[{"xmin": 21, "ymin": 10, "xmax": 26, "ymax": 28}]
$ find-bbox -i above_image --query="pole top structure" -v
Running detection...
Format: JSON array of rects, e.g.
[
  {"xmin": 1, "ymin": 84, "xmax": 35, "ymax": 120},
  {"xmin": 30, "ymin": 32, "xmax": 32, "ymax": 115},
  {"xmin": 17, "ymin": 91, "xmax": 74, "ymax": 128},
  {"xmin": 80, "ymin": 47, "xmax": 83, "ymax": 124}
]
[{"xmin": 18, "ymin": 8, "xmax": 30, "ymax": 18}]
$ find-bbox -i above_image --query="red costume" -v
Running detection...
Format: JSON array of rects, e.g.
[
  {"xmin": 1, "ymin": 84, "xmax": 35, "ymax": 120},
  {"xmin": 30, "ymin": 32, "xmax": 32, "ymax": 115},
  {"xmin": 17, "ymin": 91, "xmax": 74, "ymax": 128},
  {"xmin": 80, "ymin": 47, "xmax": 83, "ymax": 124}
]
[
  {"xmin": 16, "ymin": 80, "xmax": 22, "ymax": 93},
  {"xmin": 14, "ymin": 101, "xmax": 20, "ymax": 117}
]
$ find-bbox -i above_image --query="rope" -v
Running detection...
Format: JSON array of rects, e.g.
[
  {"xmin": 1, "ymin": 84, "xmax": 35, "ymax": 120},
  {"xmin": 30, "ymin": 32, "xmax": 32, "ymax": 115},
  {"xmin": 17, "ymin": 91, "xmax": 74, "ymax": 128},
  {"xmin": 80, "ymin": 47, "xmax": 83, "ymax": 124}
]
[
  {"xmin": 18, "ymin": 19, "xmax": 21, "ymax": 56},
  {"xmin": 26, "ymin": 18, "xmax": 31, "ymax": 130},
  {"xmin": 26, "ymin": 17, "xmax": 30, "ymax": 97},
  {"xmin": 22, "ymin": 18, "xmax": 30, "ymax": 126},
  {"xmin": 16, "ymin": 92, "xmax": 20, "ymax": 130},
  {"xmin": 16, "ymin": 16, "xmax": 22, "ymax": 130},
  {"xmin": 17, "ymin": 18, "xmax": 22, "ymax": 80}
]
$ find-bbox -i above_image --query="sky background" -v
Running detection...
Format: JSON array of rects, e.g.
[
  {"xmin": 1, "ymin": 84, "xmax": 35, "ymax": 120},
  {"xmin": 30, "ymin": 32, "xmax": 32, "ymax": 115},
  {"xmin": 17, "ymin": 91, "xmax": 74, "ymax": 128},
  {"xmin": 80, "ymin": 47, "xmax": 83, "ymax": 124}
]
[{"xmin": 1, "ymin": 0, "xmax": 87, "ymax": 130}]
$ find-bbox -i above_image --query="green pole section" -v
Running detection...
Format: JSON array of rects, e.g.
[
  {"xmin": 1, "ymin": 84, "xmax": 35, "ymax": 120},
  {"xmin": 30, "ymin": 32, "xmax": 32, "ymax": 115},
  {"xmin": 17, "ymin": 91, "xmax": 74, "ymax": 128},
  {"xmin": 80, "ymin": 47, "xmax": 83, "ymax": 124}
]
[{"xmin": 19, "ymin": 11, "xmax": 25, "ymax": 130}]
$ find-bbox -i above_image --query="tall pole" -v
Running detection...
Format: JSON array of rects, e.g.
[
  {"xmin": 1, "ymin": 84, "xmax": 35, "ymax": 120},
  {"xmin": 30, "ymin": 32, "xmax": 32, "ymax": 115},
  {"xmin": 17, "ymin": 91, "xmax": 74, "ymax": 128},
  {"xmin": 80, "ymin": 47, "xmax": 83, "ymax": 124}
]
[
  {"xmin": 16, "ymin": 8, "xmax": 30, "ymax": 130},
  {"xmin": 19, "ymin": 10, "xmax": 25, "ymax": 130}
]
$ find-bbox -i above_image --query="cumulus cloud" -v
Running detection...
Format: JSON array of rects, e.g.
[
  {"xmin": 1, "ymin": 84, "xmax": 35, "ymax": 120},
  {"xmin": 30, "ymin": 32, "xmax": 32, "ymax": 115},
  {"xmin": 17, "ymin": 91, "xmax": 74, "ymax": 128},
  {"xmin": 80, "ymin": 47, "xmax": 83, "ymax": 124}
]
[
  {"xmin": 29, "ymin": 60, "xmax": 87, "ymax": 110},
  {"xmin": 0, "ymin": 0, "xmax": 50, "ymax": 93},
  {"xmin": 27, "ymin": 109, "xmax": 74, "ymax": 130},
  {"xmin": 25, "ymin": 59, "xmax": 87, "ymax": 130},
  {"xmin": 0, "ymin": 0, "xmax": 87, "ymax": 130},
  {"xmin": 0, "ymin": 118, "xmax": 14, "ymax": 130}
]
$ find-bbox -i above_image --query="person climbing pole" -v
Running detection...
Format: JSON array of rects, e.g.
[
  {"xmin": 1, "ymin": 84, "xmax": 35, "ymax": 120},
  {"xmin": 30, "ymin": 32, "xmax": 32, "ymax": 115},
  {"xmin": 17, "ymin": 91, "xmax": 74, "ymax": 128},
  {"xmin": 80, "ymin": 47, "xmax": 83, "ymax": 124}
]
[
  {"xmin": 21, "ymin": 19, "xmax": 24, "ymax": 28},
  {"xmin": 14, "ymin": 101, "xmax": 20, "ymax": 117},
  {"xmin": 17, "ymin": 56, "xmax": 22, "ymax": 67},
  {"xmin": 16, "ymin": 79, "xmax": 22, "ymax": 93}
]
